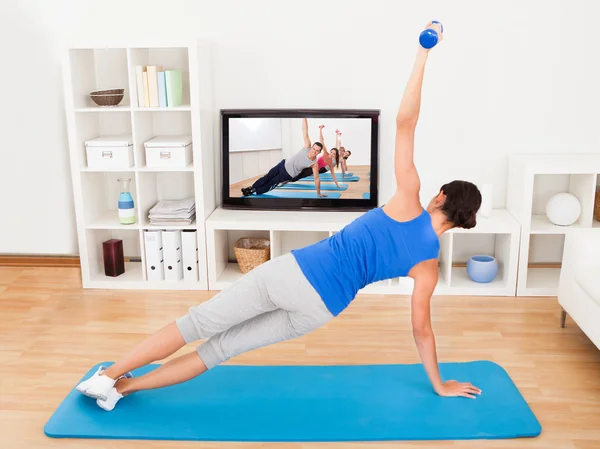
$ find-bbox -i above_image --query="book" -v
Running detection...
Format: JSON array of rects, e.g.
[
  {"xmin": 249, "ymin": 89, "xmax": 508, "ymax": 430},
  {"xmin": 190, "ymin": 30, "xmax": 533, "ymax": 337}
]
[
  {"xmin": 142, "ymin": 71, "xmax": 150, "ymax": 107},
  {"xmin": 165, "ymin": 70, "xmax": 183, "ymax": 107},
  {"xmin": 135, "ymin": 65, "xmax": 146, "ymax": 107},
  {"xmin": 157, "ymin": 71, "xmax": 167, "ymax": 107},
  {"xmin": 147, "ymin": 65, "xmax": 162, "ymax": 108}
]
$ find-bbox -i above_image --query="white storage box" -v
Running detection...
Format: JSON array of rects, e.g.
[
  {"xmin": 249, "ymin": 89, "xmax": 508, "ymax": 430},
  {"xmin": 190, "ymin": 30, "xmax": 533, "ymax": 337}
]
[
  {"xmin": 144, "ymin": 135, "xmax": 193, "ymax": 168},
  {"xmin": 85, "ymin": 135, "xmax": 134, "ymax": 169}
]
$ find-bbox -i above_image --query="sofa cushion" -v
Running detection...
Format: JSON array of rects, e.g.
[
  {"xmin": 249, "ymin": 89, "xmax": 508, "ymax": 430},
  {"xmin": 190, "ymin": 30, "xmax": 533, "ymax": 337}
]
[{"xmin": 575, "ymin": 267, "xmax": 600, "ymax": 307}]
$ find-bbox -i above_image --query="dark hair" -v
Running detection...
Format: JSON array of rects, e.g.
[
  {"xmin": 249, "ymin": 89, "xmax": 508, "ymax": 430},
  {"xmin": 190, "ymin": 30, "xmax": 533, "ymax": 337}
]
[
  {"xmin": 313, "ymin": 142, "xmax": 323, "ymax": 150},
  {"xmin": 331, "ymin": 148, "xmax": 340, "ymax": 167},
  {"xmin": 440, "ymin": 180, "xmax": 481, "ymax": 229}
]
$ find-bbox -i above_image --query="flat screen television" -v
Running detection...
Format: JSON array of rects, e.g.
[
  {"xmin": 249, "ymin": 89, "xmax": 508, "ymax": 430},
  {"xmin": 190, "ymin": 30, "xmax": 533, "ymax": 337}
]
[{"xmin": 221, "ymin": 109, "xmax": 379, "ymax": 211}]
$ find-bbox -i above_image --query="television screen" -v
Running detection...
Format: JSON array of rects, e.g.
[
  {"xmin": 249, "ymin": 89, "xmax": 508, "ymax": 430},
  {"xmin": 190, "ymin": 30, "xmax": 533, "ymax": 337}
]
[{"xmin": 221, "ymin": 109, "xmax": 379, "ymax": 211}]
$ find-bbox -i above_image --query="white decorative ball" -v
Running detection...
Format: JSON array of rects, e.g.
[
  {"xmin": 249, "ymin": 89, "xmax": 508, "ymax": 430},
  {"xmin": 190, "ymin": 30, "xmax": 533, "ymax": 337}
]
[{"xmin": 546, "ymin": 193, "xmax": 581, "ymax": 226}]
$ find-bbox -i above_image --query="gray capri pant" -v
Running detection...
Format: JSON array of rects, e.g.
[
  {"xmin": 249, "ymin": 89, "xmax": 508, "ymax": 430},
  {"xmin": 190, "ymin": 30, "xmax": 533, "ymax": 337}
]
[{"xmin": 176, "ymin": 253, "xmax": 334, "ymax": 369}]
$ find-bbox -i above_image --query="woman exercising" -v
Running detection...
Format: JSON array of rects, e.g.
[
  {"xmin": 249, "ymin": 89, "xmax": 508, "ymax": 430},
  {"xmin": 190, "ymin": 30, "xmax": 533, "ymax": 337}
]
[
  {"xmin": 334, "ymin": 129, "xmax": 348, "ymax": 178},
  {"xmin": 76, "ymin": 22, "xmax": 483, "ymax": 412},
  {"xmin": 329, "ymin": 147, "xmax": 340, "ymax": 171},
  {"xmin": 337, "ymin": 132, "xmax": 351, "ymax": 177},
  {"xmin": 321, "ymin": 126, "xmax": 341, "ymax": 173}
]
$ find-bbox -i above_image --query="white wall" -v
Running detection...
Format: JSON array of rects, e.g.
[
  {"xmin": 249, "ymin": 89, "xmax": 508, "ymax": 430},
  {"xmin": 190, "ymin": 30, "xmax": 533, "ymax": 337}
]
[
  {"xmin": 228, "ymin": 117, "xmax": 283, "ymax": 183},
  {"xmin": 229, "ymin": 118, "xmax": 282, "ymax": 152},
  {"xmin": 2, "ymin": 0, "xmax": 600, "ymax": 255}
]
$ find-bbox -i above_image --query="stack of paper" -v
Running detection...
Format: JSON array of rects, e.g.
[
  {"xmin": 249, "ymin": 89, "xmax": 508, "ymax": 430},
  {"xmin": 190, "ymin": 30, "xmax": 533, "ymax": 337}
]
[{"xmin": 148, "ymin": 198, "xmax": 196, "ymax": 225}]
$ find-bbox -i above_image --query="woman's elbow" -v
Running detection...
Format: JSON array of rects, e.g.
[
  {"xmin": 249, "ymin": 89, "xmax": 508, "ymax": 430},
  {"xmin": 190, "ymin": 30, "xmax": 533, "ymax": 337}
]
[{"xmin": 412, "ymin": 326, "xmax": 433, "ymax": 340}]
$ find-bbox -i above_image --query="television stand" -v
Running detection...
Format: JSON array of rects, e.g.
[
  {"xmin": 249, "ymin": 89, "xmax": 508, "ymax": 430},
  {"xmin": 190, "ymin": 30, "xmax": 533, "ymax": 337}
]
[{"xmin": 205, "ymin": 207, "xmax": 521, "ymax": 297}]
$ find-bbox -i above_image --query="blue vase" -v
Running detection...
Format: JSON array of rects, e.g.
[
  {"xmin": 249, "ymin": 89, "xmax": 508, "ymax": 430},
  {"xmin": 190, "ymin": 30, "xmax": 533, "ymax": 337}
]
[
  {"xmin": 117, "ymin": 178, "xmax": 136, "ymax": 225},
  {"xmin": 466, "ymin": 255, "xmax": 498, "ymax": 283}
]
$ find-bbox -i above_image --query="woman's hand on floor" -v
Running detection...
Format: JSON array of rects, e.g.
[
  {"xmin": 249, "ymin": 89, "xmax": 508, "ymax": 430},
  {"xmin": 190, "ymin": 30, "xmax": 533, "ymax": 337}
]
[{"xmin": 436, "ymin": 380, "xmax": 481, "ymax": 399}]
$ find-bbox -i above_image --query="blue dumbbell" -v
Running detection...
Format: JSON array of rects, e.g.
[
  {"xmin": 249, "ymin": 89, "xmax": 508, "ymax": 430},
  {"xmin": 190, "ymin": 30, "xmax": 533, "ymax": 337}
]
[{"xmin": 419, "ymin": 21, "xmax": 443, "ymax": 49}]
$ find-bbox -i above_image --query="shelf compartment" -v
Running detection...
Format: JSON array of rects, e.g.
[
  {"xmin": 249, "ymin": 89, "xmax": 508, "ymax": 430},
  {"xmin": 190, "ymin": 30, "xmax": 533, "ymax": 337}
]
[
  {"xmin": 75, "ymin": 112, "xmax": 133, "ymax": 170},
  {"xmin": 133, "ymin": 111, "xmax": 192, "ymax": 168},
  {"xmin": 526, "ymin": 267, "xmax": 561, "ymax": 291},
  {"xmin": 270, "ymin": 230, "xmax": 329, "ymax": 259},
  {"xmin": 69, "ymin": 48, "xmax": 130, "ymax": 109},
  {"xmin": 86, "ymin": 229, "xmax": 142, "ymax": 283},
  {"xmin": 128, "ymin": 47, "xmax": 191, "ymax": 109},
  {"xmin": 450, "ymin": 233, "xmax": 513, "ymax": 294},
  {"xmin": 215, "ymin": 263, "xmax": 246, "ymax": 287},
  {"xmin": 211, "ymin": 229, "xmax": 271, "ymax": 288},
  {"xmin": 81, "ymin": 172, "xmax": 139, "ymax": 229},
  {"xmin": 531, "ymin": 174, "xmax": 596, "ymax": 229},
  {"xmin": 530, "ymin": 214, "xmax": 586, "ymax": 234},
  {"xmin": 137, "ymin": 171, "xmax": 195, "ymax": 228},
  {"xmin": 525, "ymin": 234, "xmax": 564, "ymax": 292}
]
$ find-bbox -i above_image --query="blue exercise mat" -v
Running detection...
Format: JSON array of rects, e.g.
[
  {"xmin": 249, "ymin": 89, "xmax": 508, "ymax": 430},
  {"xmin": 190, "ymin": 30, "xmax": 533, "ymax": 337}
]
[
  {"xmin": 362, "ymin": 192, "xmax": 370, "ymax": 199},
  {"xmin": 277, "ymin": 183, "xmax": 348, "ymax": 191},
  {"xmin": 251, "ymin": 190, "xmax": 342, "ymax": 199},
  {"xmin": 303, "ymin": 175, "xmax": 360, "ymax": 182},
  {"xmin": 314, "ymin": 173, "xmax": 357, "ymax": 180},
  {"xmin": 45, "ymin": 361, "xmax": 540, "ymax": 442}
]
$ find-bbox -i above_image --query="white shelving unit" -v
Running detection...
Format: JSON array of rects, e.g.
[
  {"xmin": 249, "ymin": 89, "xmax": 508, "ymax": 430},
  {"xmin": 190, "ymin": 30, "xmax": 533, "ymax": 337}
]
[
  {"xmin": 62, "ymin": 41, "xmax": 215, "ymax": 290},
  {"xmin": 205, "ymin": 208, "xmax": 521, "ymax": 296},
  {"xmin": 507, "ymin": 153, "xmax": 600, "ymax": 296}
]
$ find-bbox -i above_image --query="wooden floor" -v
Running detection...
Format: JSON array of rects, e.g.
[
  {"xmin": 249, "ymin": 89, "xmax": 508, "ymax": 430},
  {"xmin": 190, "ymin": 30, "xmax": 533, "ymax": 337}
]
[
  {"xmin": 230, "ymin": 165, "xmax": 371, "ymax": 199},
  {"xmin": 2, "ymin": 266, "xmax": 600, "ymax": 449}
]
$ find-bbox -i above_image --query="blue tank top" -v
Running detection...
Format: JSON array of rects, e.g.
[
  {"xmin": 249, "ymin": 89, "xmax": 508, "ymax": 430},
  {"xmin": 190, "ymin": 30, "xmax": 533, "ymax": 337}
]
[{"xmin": 291, "ymin": 207, "xmax": 440, "ymax": 316}]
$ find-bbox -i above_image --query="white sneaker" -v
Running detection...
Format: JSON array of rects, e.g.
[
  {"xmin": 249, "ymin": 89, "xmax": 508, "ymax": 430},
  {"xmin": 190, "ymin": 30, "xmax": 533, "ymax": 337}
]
[
  {"xmin": 96, "ymin": 372, "xmax": 132, "ymax": 412},
  {"xmin": 75, "ymin": 365, "xmax": 117, "ymax": 401}
]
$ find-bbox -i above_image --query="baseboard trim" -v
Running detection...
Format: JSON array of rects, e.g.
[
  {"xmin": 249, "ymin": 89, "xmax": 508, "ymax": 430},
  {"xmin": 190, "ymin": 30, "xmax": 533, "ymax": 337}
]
[{"xmin": 0, "ymin": 256, "xmax": 81, "ymax": 268}]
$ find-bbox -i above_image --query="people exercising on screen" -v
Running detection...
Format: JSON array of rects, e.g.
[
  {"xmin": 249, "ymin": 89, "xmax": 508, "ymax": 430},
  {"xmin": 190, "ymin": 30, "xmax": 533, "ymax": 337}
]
[
  {"xmin": 241, "ymin": 118, "xmax": 320, "ymax": 196},
  {"xmin": 285, "ymin": 125, "xmax": 341, "ymax": 196}
]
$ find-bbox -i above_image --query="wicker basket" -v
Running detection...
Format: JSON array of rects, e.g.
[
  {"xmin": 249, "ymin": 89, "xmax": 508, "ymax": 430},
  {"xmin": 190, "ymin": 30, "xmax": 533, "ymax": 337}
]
[
  {"xmin": 90, "ymin": 88, "xmax": 125, "ymax": 107},
  {"xmin": 595, "ymin": 189, "xmax": 600, "ymax": 222},
  {"xmin": 234, "ymin": 238, "xmax": 270, "ymax": 274}
]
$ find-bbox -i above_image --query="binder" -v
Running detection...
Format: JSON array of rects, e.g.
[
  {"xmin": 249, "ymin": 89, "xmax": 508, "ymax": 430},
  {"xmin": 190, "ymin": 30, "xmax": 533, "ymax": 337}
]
[
  {"xmin": 143, "ymin": 230, "xmax": 164, "ymax": 281},
  {"xmin": 162, "ymin": 230, "xmax": 183, "ymax": 281},
  {"xmin": 181, "ymin": 230, "xmax": 199, "ymax": 282},
  {"xmin": 157, "ymin": 71, "xmax": 167, "ymax": 107},
  {"xmin": 135, "ymin": 65, "xmax": 146, "ymax": 107},
  {"xmin": 147, "ymin": 65, "xmax": 162, "ymax": 108},
  {"xmin": 165, "ymin": 70, "xmax": 183, "ymax": 107}
]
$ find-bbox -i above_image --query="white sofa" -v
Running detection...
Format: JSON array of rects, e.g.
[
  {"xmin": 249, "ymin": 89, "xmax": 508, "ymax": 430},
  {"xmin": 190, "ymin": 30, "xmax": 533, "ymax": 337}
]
[{"xmin": 558, "ymin": 229, "xmax": 600, "ymax": 349}]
